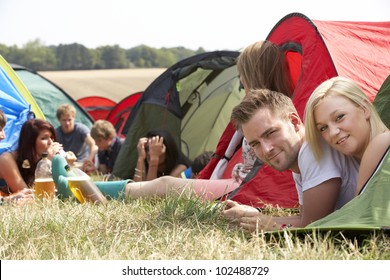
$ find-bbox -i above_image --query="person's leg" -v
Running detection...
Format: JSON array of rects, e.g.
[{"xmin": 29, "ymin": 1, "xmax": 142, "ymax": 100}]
[{"xmin": 124, "ymin": 176, "xmax": 240, "ymax": 200}]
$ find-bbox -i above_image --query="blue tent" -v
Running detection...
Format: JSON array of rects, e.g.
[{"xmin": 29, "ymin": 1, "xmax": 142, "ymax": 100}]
[{"xmin": 0, "ymin": 55, "xmax": 44, "ymax": 154}]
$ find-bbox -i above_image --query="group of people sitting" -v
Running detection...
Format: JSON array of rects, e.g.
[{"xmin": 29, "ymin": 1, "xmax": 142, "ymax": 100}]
[{"xmin": 0, "ymin": 40, "xmax": 388, "ymax": 233}]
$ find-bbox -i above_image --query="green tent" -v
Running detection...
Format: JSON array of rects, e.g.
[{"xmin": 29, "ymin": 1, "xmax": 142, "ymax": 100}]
[
  {"xmin": 10, "ymin": 64, "xmax": 94, "ymax": 129},
  {"xmin": 373, "ymin": 75, "xmax": 390, "ymax": 128},
  {"xmin": 113, "ymin": 51, "xmax": 243, "ymax": 180},
  {"xmin": 304, "ymin": 147, "xmax": 390, "ymax": 232}
]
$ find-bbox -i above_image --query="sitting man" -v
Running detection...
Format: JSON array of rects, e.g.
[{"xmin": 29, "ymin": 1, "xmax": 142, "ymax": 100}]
[
  {"xmin": 55, "ymin": 104, "xmax": 98, "ymax": 165},
  {"xmin": 87, "ymin": 120, "xmax": 124, "ymax": 175}
]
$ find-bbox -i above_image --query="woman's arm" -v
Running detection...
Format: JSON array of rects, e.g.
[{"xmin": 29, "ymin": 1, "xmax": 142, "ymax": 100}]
[
  {"xmin": 0, "ymin": 152, "xmax": 29, "ymax": 193},
  {"xmin": 145, "ymin": 136, "xmax": 165, "ymax": 181},
  {"xmin": 133, "ymin": 137, "xmax": 148, "ymax": 182}
]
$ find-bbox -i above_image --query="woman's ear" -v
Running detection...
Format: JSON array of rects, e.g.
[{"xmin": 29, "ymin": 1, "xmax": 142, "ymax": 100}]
[{"xmin": 361, "ymin": 100, "xmax": 371, "ymax": 120}]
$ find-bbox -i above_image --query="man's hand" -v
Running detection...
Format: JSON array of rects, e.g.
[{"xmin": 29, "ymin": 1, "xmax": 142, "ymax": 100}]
[
  {"xmin": 82, "ymin": 160, "xmax": 96, "ymax": 175},
  {"xmin": 222, "ymin": 200, "xmax": 260, "ymax": 221},
  {"xmin": 240, "ymin": 213, "xmax": 276, "ymax": 232}
]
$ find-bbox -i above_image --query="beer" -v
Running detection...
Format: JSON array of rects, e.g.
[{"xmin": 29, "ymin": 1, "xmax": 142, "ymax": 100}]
[
  {"xmin": 34, "ymin": 178, "xmax": 56, "ymax": 199},
  {"xmin": 67, "ymin": 176, "xmax": 87, "ymax": 203},
  {"xmin": 67, "ymin": 176, "xmax": 107, "ymax": 204}
]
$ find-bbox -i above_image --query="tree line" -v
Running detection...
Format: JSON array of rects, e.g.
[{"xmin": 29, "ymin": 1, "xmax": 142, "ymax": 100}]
[{"xmin": 0, "ymin": 39, "xmax": 206, "ymax": 71}]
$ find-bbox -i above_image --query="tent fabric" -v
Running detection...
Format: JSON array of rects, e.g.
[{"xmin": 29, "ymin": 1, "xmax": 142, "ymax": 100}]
[
  {"xmin": 106, "ymin": 91, "xmax": 142, "ymax": 138},
  {"xmin": 373, "ymin": 75, "xmax": 390, "ymax": 128},
  {"xmin": 77, "ymin": 96, "xmax": 116, "ymax": 121},
  {"xmin": 113, "ymin": 51, "xmax": 244, "ymax": 180},
  {"xmin": 210, "ymin": 130, "xmax": 243, "ymax": 180},
  {"xmin": 10, "ymin": 64, "xmax": 94, "ymax": 129},
  {"xmin": 267, "ymin": 13, "xmax": 390, "ymax": 118},
  {"xmin": 0, "ymin": 56, "xmax": 44, "ymax": 154},
  {"xmin": 304, "ymin": 147, "xmax": 390, "ymax": 231},
  {"xmin": 198, "ymin": 13, "xmax": 390, "ymax": 208}
]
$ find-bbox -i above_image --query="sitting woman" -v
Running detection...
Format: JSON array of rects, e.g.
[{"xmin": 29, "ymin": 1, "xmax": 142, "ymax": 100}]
[
  {"xmin": 0, "ymin": 110, "xmax": 34, "ymax": 203},
  {"xmin": 0, "ymin": 119, "xmax": 64, "ymax": 196},
  {"xmin": 133, "ymin": 129, "xmax": 192, "ymax": 181}
]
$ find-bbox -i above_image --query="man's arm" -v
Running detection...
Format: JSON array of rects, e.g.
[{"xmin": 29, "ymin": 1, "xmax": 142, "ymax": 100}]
[{"xmin": 84, "ymin": 133, "xmax": 98, "ymax": 163}]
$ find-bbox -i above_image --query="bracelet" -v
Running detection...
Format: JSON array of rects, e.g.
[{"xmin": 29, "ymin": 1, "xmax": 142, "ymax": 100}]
[
  {"xmin": 279, "ymin": 223, "xmax": 292, "ymax": 230},
  {"xmin": 134, "ymin": 174, "xmax": 142, "ymax": 179},
  {"xmin": 135, "ymin": 168, "xmax": 144, "ymax": 173}
]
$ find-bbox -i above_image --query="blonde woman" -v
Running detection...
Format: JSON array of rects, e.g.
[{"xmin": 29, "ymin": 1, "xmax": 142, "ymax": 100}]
[{"xmin": 304, "ymin": 76, "xmax": 389, "ymax": 194}]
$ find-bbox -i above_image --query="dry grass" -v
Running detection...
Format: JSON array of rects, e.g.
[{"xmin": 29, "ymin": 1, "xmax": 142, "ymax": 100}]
[
  {"xmin": 0, "ymin": 195, "xmax": 388, "ymax": 260},
  {"xmin": 39, "ymin": 68, "xmax": 166, "ymax": 102}
]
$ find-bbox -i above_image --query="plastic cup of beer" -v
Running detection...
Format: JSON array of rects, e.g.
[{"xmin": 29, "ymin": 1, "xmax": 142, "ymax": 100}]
[
  {"xmin": 67, "ymin": 175, "xmax": 107, "ymax": 204},
  {"xmin": 67, "ymin": 176, "xmax": 89, "ymax": 203},
  {"xmin": 34, "ymin": 178, "xmax": 56, "ymax": 199}
]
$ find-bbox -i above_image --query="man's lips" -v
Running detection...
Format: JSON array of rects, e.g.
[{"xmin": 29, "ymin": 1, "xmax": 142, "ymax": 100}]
[{"xmin": 267, "ymin": 150, "xmax": 281, "ymax": 161}]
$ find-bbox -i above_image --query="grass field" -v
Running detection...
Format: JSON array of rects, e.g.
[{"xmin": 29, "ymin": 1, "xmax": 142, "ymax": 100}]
[
  {"xmin": 40, "ymin": 68, "xmax": 166, "ymax": 102},
  {"xmin": 0, "ymin": 194, "xmax": 388, "ymax": 260},
  {"xmin": 12, "ymin": 69, "xmax": 386, "ymax": 262}
]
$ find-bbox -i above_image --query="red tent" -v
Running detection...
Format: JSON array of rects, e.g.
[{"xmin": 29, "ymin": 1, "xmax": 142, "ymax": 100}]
[
  {"xmin": 77, "ymin": 96, "xmax": 116, "ymax": 121},
  {"xmin": 106, "ymin": 92, "xmax": 142, "ymax": 138},
  {"xmin": 198, "ymin": 13, "xmax": 390, "ymax": 208}
]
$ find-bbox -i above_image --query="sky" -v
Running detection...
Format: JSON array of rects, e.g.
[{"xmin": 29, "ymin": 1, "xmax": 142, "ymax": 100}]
[{"xmin": 0, "ymin": 0, "xmax": 389, "ymax": 52}]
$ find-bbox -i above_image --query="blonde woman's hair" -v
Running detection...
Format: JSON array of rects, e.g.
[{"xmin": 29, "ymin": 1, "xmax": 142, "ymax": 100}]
[
  {"xmin": 56, "ymin": 103, "xmax": 76, "ymax": 119},
  {"xmin": 304, "ymin": 76, "xmax": 388, "ymax": 161},
  {"xmin": 90, "ymin": 120, "xmax": 116, "ymax": 140}
]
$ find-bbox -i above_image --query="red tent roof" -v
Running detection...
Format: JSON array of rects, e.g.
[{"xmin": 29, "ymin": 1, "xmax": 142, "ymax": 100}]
[
  {"xmin": 77, "ymin": 96, "xmax": 116, "ymax": 121},
  {"xmin": 106, "ymin": 92, "xmax": 142, "ymax": 138}
]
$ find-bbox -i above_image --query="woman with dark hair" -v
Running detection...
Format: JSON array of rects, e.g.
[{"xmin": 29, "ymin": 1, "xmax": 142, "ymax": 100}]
[
  {"xmin": 0, "ymin": 119, "xmax": 63, "ymax": 195},
  {"xmin": 133, "ymin": 129, "xmax": 192, "ymax": 181}
]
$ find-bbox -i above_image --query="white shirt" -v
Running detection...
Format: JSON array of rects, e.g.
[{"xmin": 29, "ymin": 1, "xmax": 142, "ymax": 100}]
[{"xmin": 293, "ymin": 140, "xmax": 359, "ymax": 210}]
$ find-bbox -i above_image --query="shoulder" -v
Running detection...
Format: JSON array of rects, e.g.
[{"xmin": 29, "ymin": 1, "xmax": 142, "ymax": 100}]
[
  {"xmin": 0, "ymin": 151, "xmax": 16, "ymax": 162},
  {"xmin": 356, "ymin": 131, "xmax": 390, "ymax": 193},
  {"xmin": 74, "ymin": 123, "xmax": 90, "ymax": 137},
  {"xmin": 298, "ymin": 141, "xmax": 353, "ymax": 189},
  {"xmin": 360, "ymin": 132, "xmax": 390, "ymax": 172},
  {"xmin": 367, "ymin": 132, "xmax": 390, "ymax": 154},
  {"xmin": 0, "ymin": 152, "xmax": 18, "ymax": 176},
  {"xmin": 75, "ymin": 122, "xmax": 89, "ymax": 132},
  {"xmin": 113, "ymin": 137, "xmax": 124, "ymax": 149}
]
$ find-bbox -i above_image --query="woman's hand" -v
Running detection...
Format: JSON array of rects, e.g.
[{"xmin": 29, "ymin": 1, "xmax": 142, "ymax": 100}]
[
  {"xmin": 148, "ymin": 136, "xmax": 166, "ymax": 160},
  {"xmin": 5, "ymin": 188, "xmax": 35, "ymax": 205},
  {"xmin": 137, "ymin": 137, "xmax": 148, "ymax": 160},
  {"xmin": 47, "ymin": 142, "xmax": 63, "ymax": 160},
  {"xmin": 65, "ymin": 151, "xmax": 77, "ymax": 165}
]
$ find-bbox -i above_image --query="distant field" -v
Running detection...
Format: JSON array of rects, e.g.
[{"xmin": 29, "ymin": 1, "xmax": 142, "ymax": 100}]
[{"xmin": 39, "ymin": 68, "xmax": 166, "ymax": 103}]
